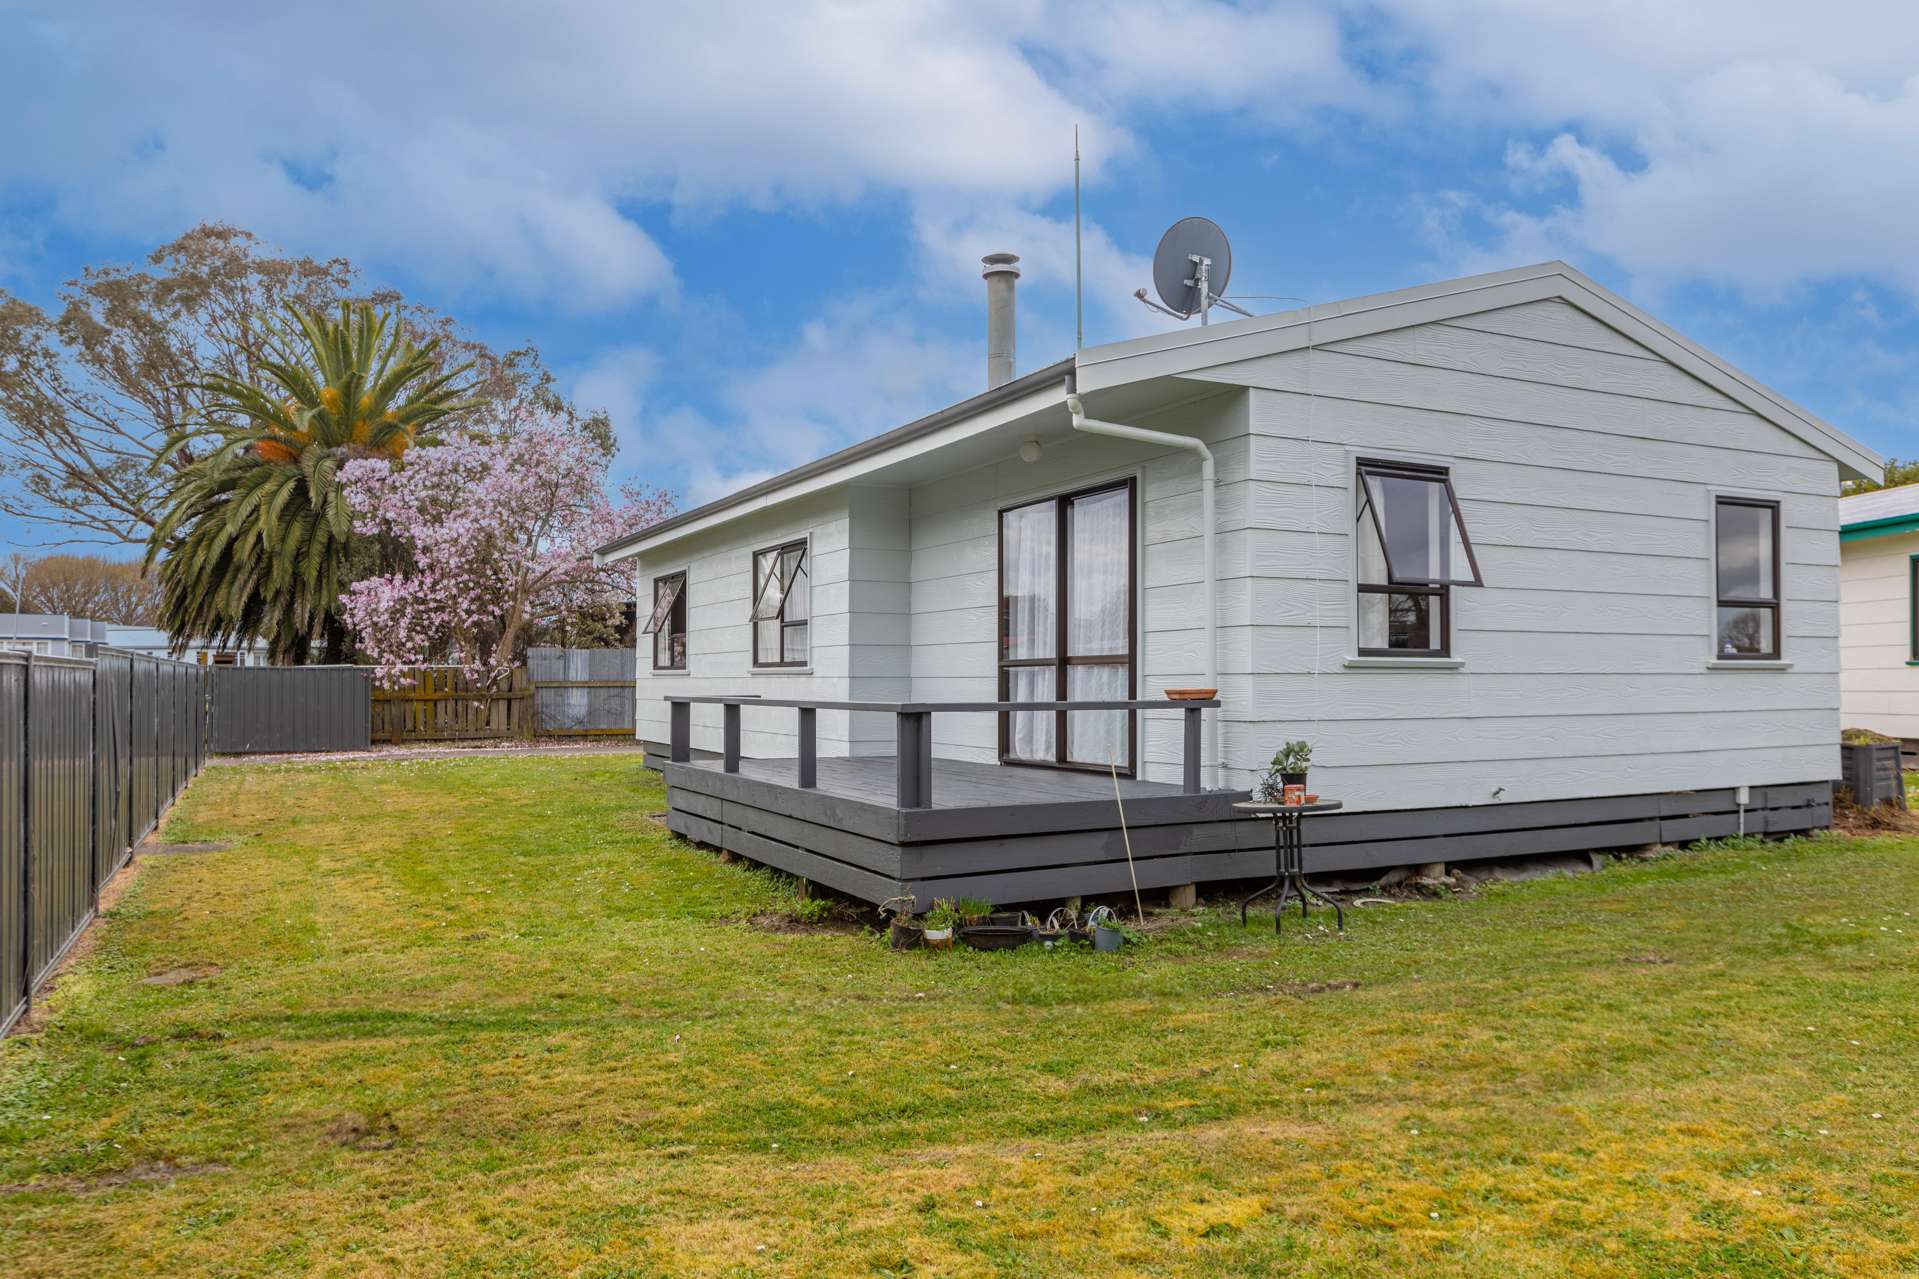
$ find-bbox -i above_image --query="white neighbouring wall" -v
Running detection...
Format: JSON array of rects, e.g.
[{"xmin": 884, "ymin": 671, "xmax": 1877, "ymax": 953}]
[{"xmin": 1839, "ymin": 526, "xmax": 1919, "ymax": 739}]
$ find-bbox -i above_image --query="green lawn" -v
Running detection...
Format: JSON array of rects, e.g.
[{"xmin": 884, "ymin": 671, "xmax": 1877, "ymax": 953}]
[{"xmin": 2, "ymin": 756, "xmax": 1916, "ymax": 1278}]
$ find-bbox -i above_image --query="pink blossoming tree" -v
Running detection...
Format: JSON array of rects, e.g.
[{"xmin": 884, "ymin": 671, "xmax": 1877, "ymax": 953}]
[{"xmin": 339, "ymin": 418, "xmax": 674, "ymax": 682}]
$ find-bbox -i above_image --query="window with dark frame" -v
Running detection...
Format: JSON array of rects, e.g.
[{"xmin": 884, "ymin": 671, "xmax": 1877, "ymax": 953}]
[
  {"xmin": 1354, "ymin": 459, "xmax": 1483, "ymax": 657},
  {"xmin": 1908, "ymin": 554, "xmax": 1918, "ymax": 663},
  {"xmin": 642, "ymin": 571, "xmax": 687, "ymax": 671},
  {"xmin": 997, "ymin": 478, "xmax": 1137, "ymax": 775},
  {"xmin": 1713, "ymin": 497, "xmax": 1781, "ymax": 660},
  {"xmin": 750, "ymin": 540, "xmax": 810, "ymax": 667}
]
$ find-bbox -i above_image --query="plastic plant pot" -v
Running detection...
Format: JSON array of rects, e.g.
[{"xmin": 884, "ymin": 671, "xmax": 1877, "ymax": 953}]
[
  {"xmin": 889, "ymin": 921, "xmax": 924, "ymax": 950},
  {"xmin": 1093, "ymin": 925, "xmax": 1125, "ymax": 953},
  {"xmin": 923, "ymin": 927, "xmax": 954, "ymax": 951}
]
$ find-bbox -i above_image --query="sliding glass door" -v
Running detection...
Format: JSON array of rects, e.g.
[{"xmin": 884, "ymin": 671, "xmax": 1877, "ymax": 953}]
[{"xmin": 998, "ymin": 478, "xmax": 1136, "ymax": 774}]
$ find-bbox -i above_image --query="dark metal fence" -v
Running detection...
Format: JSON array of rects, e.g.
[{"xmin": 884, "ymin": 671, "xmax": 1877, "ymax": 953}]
[
  {"xmin": 1, "ymin": 649, "xmax": 208, "ymax": 1035},
  {"xmin": 208, "ymin": 665, "xmax": 370, "ymax": 753},
  {"xmin": 528, "ymin": 647, "xmax": 635, "ymax": 736}
]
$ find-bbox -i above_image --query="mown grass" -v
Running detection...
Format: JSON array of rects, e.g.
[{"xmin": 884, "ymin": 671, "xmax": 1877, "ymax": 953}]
[{"xmin": 1, "ymin": 755, "xmax": 1915, "ymax": 1277}]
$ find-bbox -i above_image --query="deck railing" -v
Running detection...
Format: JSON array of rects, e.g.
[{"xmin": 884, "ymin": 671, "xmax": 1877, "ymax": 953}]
[{"xmin": 663, "ymin": 695, "xmax": 1220, "ymax": 808}]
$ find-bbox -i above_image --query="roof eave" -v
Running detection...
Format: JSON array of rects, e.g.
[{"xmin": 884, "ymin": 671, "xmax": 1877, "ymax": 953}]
[{"xmin": 594, "ymin": 357, "xmax": 1075, "ymax": 564}]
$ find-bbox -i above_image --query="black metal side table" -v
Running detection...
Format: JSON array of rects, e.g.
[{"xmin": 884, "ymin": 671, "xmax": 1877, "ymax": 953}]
[{"xmin": 1233, "ymin": 799, "xmax": 1344, "ymax": 935}]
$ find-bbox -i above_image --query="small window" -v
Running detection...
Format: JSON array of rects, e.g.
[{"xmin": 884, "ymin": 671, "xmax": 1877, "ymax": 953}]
[
  {"xmin": 751, "ymin": 540, "xmax": 809, "ymax": 667},
  {"xmin": 1713, "ymin": 497, "xmax": 1780, "ymax": 659},
  {"xmin": 642, "ymin": 571, "xmax": 688, "ymax": 671},
  {"xmin": 1908, "ymin": 555, "xmax": 1918, "ymax": 663},
  {"xmin": 1354, "ymin": 460, "xmax": 1482, "ymax": 656}
]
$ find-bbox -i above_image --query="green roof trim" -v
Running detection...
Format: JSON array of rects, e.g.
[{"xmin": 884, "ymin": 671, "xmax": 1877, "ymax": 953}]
[{"xmin": 1840, "ymin": 512, "xmax": 1919, "ymax": 543}]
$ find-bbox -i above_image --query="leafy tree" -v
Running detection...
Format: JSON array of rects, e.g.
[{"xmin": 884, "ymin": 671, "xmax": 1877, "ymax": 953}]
[
  {"xmin": 0, "ymin": 224, "xmax": 609, "ymax": 548},
  {"xmin": 338, "ymin": 416, "xmax": 674, "ymax": 681},
  {"xmin": 1842, "ymin": 457, "xmax": 1919, "ymax": 495},
  {"xmin": 0, "ymin": 554, "xmax": 161, "ymax": 624},
  {"xmin": 147, "ymin": 302, "xmax": 476, "ymax": 663},
  {"xmin": 0, "ymin": 224, "xmax": 353, "ymax": 545}
]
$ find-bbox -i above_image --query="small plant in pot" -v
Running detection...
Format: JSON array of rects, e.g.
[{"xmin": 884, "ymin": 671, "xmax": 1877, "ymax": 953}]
[
  {"xmin": 882, "ymin": 896, "xmax": 923, "ymax": 951},
  {"xmin": 953, "ymin": 896, "xmax": 995, "ymax": 928},
  {"xmin": 1259, "ymin": 740, "xmax": 1313, "ymax": 804},
  {"xmin": 1086, "ymin": 905, "xmax": 1132, "ymax": 953},
  {"xmin": 923, "ymin": 899, "xmax": 959, "ymax": 951}
]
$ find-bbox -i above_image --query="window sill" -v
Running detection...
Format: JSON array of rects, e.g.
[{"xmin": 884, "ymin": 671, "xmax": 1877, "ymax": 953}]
[
  {"xmin": 1342, "ymin": 655, "xmax": 1466, "ymax": 671},
  {"xmin": 750, "ymin": 666, "xmax": 814, "ymax": 676},
  {"xmin": 648, "ymin": 668, "xmax": 691, "ymax": 677},
  {"xmin": 1705, "ymin": 659, "xmax": 1793, "ymax": 671}
]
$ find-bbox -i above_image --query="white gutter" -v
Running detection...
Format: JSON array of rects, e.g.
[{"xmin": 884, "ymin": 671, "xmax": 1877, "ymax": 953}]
[{"xmin": 1064, "ymin": 392, "xmax": 1218, "ymax": 789}]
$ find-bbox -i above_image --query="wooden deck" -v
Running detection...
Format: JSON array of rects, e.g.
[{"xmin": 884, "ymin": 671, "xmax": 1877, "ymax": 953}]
[{"xmin": 653, "ymin": 749, "xmax": 1833, "ymax": 910}]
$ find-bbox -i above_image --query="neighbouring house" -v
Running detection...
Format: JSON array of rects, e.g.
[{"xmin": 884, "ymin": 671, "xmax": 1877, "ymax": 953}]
[
  {"xmin": 1839, "ymin": 482, "xmax": 1919, "ymax": 742},
  {"xmin": 596, "ymin": 259, "xmax": 1882, "ymax": 908},
  {"xmin": 0, "ymin": 614, "xmax": 267, "ymax": 666},
  {"xmin": 0, "ymin": 613, "xmax": 109, "ymax": 657},
  {"xmin": 102, "ymin": 624, "xmax": 268, "ymax": 667}
]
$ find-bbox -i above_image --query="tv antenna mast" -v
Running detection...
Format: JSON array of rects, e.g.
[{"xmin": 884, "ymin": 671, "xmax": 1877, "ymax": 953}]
[{"xmin": 1135, "ymin": 216, "xmax": 1253, "ymax": 325}]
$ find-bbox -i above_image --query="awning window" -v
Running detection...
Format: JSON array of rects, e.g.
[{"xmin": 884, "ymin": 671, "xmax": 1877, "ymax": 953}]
[
  {"xmin": 641, "ymin": 573, "xmax": 684, "ymax": 635},
  {"xmin": 1356, "ymin": 462, "xmax": 1484, "ymax": 588},
  {"xmin": 751, "ymin": 545, "xmax": 806, "ymax": 621}
]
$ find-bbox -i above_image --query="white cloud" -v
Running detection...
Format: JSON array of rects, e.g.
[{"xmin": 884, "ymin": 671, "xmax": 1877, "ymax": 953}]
[
  {"xmin": 0, "ymin": 2, "xmax": 1128, "ymax": 310},
  {"xmin": 1372, "ymin": 1, "xmax": 1919, "ymax": 299},
  {"xmin": 570, "ymin": 345, "xmax": 662, "ymax": 456},
  {"xmin": 612, "ymin": 298, "xmax": 982, "ymax": 504}
]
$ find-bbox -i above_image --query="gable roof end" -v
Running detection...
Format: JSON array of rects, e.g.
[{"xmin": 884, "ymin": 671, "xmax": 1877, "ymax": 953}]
[{"xmin": 1074, "ymin": 261, "xmax": 1884, "ymax": 484}]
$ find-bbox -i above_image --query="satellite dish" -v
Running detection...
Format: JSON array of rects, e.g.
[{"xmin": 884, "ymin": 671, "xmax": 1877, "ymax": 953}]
[{"xmin": 1151, "ymin": 217, "xmax": 1233, "ymax": 318}]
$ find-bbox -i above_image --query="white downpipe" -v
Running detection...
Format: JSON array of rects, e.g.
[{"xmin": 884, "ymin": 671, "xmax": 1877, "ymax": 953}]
[{"xmin": 1064, "ymin": 392, "xmax": 1218, "ymax": 788}]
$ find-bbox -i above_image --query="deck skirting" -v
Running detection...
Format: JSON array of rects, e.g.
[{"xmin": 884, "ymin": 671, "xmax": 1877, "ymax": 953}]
[{"xmin": 655, "ymin": 756, "xmax": 1832, "ymax": 909}]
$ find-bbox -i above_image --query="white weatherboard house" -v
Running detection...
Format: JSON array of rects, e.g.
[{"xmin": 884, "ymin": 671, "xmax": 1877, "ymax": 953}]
[
  {"xmin": 1839, "ymin": 483, "xmax": 1919, "ymax": 740},
  {"xmin": 597, "ymin": 260, "xmax": 1882, "ymax": 908}
]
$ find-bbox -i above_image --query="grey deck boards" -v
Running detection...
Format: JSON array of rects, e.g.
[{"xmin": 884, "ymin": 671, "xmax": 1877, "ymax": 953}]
[{"xmin": 654, "ymin": 752, "xmax": 1832, "ymax": 908}]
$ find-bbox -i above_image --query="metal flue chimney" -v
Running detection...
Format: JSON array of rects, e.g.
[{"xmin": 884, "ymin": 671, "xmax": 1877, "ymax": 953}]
[{"xmin": 981, "ymin": 252, "xmax": 1020, "ymax": 388}]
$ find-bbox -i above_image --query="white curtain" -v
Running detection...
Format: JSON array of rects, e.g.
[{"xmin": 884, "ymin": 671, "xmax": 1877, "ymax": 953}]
[
  {"xmin": 1066, "ymin": 487, "xmax": 1129, "ymax": 767},
  {"xmin": 1001, "ymin": 502, "xmax": 1056, "ymax": 760}
]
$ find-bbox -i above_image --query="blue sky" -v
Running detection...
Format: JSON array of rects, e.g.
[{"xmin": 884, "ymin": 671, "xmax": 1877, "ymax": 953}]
[{"xmin": 2, "ymin": 1, "xmax": 1915, "ymax": 553}]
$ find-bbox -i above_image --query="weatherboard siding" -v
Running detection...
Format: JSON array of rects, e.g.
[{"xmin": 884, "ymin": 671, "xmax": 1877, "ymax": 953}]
[
  {"xmin": 903, "ymin": 390, "xmax": 1251, "ymax": 780},
  {"xmin": 1174, "ymin": 297, "xmax": 1842, "ymax": 809},
  {"xmin": 1839, "ymin": 528, "xmax": 1919, "ymax": 738},
  {"xmin": 631, "ymin": 488, "xmax": 862, "ymax": 760}
]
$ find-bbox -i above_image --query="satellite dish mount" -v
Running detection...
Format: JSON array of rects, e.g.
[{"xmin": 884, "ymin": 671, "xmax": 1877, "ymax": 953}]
[{"xmin": 1136, "ymin": 216, "xmax": 1253, "ymax": 326}]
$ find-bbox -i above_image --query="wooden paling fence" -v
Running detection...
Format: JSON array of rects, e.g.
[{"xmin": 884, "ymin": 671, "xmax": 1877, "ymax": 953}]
[{"xmin": 370, "ymin": 666, "xmax": 535, "ymax": 743}]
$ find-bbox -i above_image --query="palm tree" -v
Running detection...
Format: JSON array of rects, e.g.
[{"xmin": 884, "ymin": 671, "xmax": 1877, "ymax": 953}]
[{"xmin": 147, "ymin": 302, "xmax": 474, "ymax": 663}]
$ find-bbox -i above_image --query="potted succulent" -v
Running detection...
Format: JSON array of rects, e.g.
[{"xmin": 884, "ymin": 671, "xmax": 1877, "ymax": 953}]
[
  {"xmin": 1259, "ymin": 740, "xmax": 1313, "ymax": 804},
  {"xmin": 923, "ymin": 899, "xmax": 959, "ymax": 951},
  {"xmin": 882, "ymin": 896, "xmax": 923, "ymax": 951}
]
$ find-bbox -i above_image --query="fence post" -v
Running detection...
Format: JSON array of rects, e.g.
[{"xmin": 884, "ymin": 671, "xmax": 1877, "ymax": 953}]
[
  {"xmin": 1183, "ymin": 706, "xmax": 1203, "ymax": 794},
  {"xmin": 895, "ymin": 710, "xmax": 933, "ymax": 809},
  {"xmin": 19, "ymin": 653, "xmax": 31, "ymax": 1021},
  {"xmin": 797, "ymin": 707, "xmax": 816, "ymax": 789},
  {"xmin": 669, "ymin": 700, "xmax": 691, "ymax": 763},
  {"xmin": 722, "ymin": 702, "xmax": 741, "ymax": 774}
]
